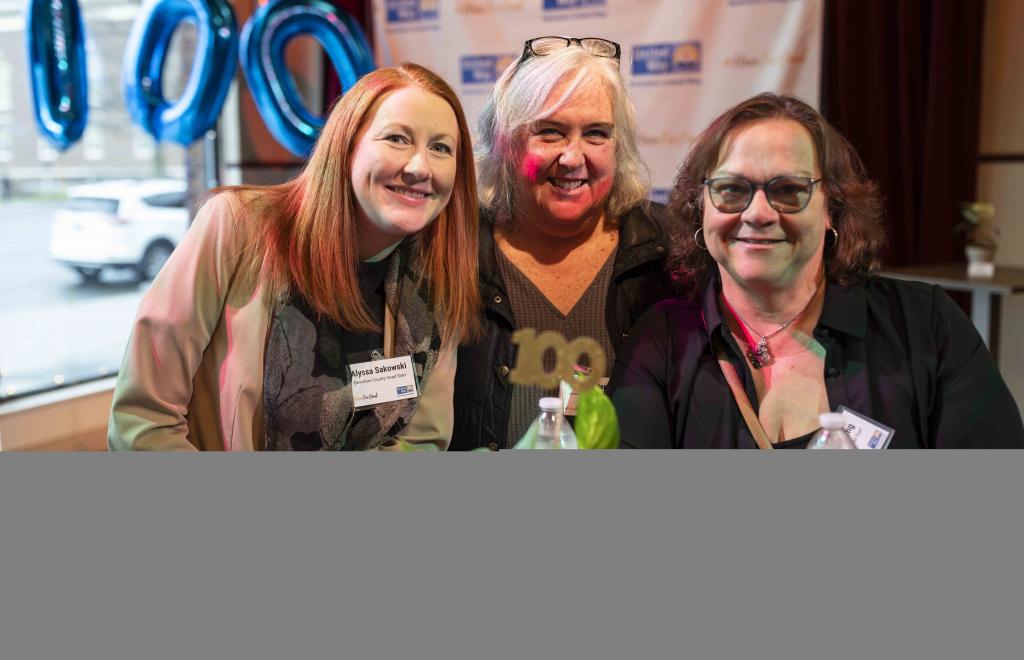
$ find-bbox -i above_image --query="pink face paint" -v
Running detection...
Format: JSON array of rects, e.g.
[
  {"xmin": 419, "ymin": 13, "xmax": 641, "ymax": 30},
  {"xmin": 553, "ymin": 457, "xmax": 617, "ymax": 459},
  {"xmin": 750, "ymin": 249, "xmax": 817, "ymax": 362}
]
[{"xmin": 520, "ymin": 154, "xmax": 545, "ymax": 182}]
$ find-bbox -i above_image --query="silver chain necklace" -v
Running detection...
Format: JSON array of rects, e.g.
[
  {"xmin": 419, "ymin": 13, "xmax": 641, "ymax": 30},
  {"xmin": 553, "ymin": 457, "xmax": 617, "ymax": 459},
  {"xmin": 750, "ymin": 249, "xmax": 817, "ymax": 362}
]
[{"xmin": 724, "ymin": 286, "xmax": 820, "ymax": 369}]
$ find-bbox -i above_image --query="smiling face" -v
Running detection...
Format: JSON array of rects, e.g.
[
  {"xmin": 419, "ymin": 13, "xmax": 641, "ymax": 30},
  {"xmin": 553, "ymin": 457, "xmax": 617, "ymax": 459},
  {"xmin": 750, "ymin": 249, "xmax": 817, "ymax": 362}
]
[
  {"xmin": 513, "ymin": 75, "xmax": 616, "ymax": 238},
  {"xmin": 350, "ymin": 86, "xmax": 459, "ymax": 258},
  {"xmin": 703, "ymin": 118, "xmax": 830, "ymax": 293}
]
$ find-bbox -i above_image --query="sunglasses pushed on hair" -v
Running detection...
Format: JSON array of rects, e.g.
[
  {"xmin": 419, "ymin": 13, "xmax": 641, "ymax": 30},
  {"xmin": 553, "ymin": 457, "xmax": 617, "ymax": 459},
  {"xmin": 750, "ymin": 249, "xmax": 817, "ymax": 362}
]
[{"xmin": 519, "ymin": 36, "xmax": 621, "ymax": 66}]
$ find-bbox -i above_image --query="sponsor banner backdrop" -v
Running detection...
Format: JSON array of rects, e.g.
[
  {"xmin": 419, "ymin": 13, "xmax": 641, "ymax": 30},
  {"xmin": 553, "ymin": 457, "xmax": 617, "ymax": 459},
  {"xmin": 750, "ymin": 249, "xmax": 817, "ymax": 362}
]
[{"xmin": 372, "ymin": 0, "xmax": 823, "ymax": 194}]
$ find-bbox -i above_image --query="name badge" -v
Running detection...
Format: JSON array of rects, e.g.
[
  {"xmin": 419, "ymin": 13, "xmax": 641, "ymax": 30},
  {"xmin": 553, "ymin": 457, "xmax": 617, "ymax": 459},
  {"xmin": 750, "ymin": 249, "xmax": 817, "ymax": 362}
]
[
  {"xmin": 836, "ymin": 406, "xmax": 895, "ymax": 449},
  {"xmin": 350, "ymin": 355, "xmax": 419, "ymax": 408}
]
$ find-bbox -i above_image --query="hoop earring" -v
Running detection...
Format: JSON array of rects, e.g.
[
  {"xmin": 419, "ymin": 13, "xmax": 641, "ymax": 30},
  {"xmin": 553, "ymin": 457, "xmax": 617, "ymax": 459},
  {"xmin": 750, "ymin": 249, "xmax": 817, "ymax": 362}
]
[
  {"xmin": 694, "ymin": 227, "xmax": 708, "ymax": 251},
  {"xmin": 826, "ymin": 226, "xmax": 839, "ymax": 250}
]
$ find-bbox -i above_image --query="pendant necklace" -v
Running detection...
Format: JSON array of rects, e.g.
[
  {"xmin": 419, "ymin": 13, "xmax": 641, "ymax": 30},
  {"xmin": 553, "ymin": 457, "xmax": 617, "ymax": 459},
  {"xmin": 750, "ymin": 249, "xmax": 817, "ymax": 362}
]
[{"xmin": 722, "ymin": 284, "xmax": 821, "ymax": 369}]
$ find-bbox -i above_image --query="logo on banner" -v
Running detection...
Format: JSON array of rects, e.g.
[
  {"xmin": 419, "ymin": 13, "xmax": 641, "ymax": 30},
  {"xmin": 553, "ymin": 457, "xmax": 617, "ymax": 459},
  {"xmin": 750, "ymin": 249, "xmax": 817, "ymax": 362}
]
[
  {"xmin": 649, "ymin": 188, "xmax": 670, "ymax": 205},
  {"xmin": 460, "ymin": 54, "xmax": 516, "ymax": 88},
  {"xmin": 386, "ymin": 0, "xmax": 439, "ymax": 23},
  {"xmin": 542, "ymin": 0, "xmax": 606, "ymax": 20},
  {"xmin": 456, "ymin": 0, "xmax": 527, "ymax": 12},
  {"xmin": 724, "ymin": 49, "xmax": 809, "ymax": 69},
  {"xmin": 637, "ymin": 128, "xmax": 696, "ymax": 146},
  {"xmin": 543, "ymin": 0, "xmax": 605, "ymax": 9},
  {"xmin": 632, "ymin": 42, "xmax": 701, "ymax": 75},
  {"xmin": 728, "ymin": 0, "xmax": 800, "ymax": 5}
]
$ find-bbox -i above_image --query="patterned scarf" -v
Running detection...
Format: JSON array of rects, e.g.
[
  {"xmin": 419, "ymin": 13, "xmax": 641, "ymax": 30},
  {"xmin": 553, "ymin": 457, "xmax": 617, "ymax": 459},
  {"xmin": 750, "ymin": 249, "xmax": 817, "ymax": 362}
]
[{"xmin": 262, "ymin": 240, "xmax": 442, "ymax": 450}]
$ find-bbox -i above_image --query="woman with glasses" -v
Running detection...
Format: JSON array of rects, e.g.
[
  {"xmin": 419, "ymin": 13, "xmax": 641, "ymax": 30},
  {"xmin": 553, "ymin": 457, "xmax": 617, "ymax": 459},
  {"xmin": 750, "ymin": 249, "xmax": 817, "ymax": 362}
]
[
  {"xmin": 449, "ymin": 37, "xmax": 671, "ymax": 450},
  {"xmin": 108, "ymin": 63, "xmax": 480, "ymax": 450},
  {"xmin": 608, "ymin": 93, "xmax": 1022, "ymax": 448}
]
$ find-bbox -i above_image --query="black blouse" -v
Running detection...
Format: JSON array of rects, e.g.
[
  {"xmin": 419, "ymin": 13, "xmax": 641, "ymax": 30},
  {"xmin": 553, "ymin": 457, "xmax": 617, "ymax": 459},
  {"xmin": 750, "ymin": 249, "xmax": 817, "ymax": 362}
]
[{"xmin": 607, "ymin": 276, "xmax": 1024, "ymax": 448}]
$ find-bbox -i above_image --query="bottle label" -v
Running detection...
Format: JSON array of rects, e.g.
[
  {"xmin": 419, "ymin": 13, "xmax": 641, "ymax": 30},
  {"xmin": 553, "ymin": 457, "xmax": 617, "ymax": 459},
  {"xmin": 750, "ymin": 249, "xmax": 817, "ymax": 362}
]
[{"xmin": 836, "ymin": 406, "xmax": 895, "ymax": 449}]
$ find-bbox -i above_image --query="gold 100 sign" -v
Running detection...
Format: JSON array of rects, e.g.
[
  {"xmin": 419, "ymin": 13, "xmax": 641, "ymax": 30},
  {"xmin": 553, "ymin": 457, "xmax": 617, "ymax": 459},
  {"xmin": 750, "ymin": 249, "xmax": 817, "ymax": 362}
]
[{"xmin": 508, "ymin": 329, "xmax": 606, "ymax": 391}]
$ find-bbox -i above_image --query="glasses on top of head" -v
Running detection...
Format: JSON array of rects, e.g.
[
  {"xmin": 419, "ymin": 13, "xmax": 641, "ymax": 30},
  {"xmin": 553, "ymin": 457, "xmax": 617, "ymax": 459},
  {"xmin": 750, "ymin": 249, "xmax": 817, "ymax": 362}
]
[
  {"xmin": 703, "ymin": 176, "xmax": 822, "ymax": 214},
  {"xmin": 520, "ymin": 36, "xmax": 621, "ymax": 65}
]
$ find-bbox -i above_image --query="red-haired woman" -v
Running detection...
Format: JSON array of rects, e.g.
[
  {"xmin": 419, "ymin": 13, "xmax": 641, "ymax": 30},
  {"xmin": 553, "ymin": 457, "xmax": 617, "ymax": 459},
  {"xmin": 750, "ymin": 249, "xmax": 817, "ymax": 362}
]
[{"xmin": 109, "ymin": 63, "xmax": 480, "ymax": 451}]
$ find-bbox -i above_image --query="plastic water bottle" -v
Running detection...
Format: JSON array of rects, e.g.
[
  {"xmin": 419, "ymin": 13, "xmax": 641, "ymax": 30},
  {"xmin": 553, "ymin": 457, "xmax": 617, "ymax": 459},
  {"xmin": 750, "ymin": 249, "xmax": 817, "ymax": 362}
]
[
  {"xmin": 532, "ymin": 397, "xmax": 578, "ymax": 449},
  {"xmin": 807, "ymin": 412, "xmax": 857, "ymax": 449}
]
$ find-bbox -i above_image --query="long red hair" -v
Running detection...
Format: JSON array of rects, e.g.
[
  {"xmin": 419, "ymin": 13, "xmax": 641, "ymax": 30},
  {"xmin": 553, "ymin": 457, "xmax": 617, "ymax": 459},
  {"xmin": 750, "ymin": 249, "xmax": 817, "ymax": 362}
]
[{"xmin": 226, "ymin": 63, "xmax": 479, "ymax": 344}]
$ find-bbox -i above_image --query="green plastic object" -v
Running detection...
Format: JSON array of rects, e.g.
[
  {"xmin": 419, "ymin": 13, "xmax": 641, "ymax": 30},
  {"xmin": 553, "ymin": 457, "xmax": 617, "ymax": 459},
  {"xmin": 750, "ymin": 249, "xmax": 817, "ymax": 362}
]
[{"xmin": 574, "ymin": 388, "xmax": 620, "ymax": 450}]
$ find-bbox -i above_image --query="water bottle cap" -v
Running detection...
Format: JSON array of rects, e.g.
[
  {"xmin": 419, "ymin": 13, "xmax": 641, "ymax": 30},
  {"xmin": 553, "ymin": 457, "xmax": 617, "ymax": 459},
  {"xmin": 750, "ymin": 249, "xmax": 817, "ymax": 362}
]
[
  {"xmin": 539, "ymin": 397, "xmax": 562, "ymax": 412},
  {"xmin": 818, "ymin": 412, "xmax": 846, "ymax": 430}
]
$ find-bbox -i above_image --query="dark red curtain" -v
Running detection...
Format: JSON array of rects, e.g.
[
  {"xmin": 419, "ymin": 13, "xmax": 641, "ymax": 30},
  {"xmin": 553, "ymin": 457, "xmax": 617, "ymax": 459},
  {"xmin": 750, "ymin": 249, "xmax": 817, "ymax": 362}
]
[
  {"xmin": 323, "ymin": 0, "xmax": 372, "ymax": 107},
  {"xmin": 821, "ymin": 0, "xmax": 986, "ymax": 267}
]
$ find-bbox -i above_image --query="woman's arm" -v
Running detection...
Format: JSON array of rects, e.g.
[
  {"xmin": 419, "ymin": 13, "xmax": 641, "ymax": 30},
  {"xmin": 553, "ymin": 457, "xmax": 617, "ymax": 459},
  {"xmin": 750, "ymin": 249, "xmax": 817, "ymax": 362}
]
[
  {"xmin": 927, "ymin": 285, "xmax": 1024, "ymax": 447},
  {"xmin": 384, "ymin": 343, "xmax": 458, "ymax": 451},
  {"xmin": 107, "ymin": 193, "xmax": 249, "ymax": 450},
  {"xmin": 607, "ymin": 305, "xmax": 676, "ymax": 449}
]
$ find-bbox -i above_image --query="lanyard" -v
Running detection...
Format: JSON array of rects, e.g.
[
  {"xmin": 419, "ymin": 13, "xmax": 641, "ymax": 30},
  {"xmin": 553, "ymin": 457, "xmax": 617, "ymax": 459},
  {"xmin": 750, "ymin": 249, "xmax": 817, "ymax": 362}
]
[
  {"xmin": 702, "ymin": 310, "xmax": 774, "ymax": 450},
  {"xmin": 710, "ymin": 333, "xmax": 775, "ymax": 450},
  {"xmin": 383, "ymin": 304, "xmax": 395, "ymax": 359}
]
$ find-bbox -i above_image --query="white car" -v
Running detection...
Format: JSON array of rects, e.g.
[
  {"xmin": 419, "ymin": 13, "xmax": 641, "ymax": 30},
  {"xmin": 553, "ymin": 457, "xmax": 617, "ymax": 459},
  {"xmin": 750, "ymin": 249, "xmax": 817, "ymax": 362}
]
[{"xmin": 49, "ymin": 179, "xmax": 189, "ymax": 282}]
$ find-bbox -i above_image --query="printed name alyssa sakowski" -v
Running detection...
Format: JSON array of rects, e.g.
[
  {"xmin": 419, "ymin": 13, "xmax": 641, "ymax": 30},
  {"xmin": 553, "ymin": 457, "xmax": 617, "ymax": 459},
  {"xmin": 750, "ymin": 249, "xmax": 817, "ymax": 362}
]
[{"xmin": 352, "ymin": 362, "xmax": 410, "ymax": 379}]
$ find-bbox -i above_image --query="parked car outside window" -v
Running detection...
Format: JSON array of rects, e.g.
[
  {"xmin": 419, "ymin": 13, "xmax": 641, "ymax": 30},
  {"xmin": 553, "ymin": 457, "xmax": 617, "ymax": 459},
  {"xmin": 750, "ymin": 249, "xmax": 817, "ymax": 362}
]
[{"xmin": 49, "ymin": 179, "xmax": 188, "ymax": 282}]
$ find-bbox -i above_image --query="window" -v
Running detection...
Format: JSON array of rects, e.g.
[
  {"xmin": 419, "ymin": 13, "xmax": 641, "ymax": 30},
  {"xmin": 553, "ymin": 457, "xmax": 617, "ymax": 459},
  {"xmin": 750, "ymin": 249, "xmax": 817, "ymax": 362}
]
[{"xmin": 0, "ymin": 1, "xmax": 189, "ymax": 401}]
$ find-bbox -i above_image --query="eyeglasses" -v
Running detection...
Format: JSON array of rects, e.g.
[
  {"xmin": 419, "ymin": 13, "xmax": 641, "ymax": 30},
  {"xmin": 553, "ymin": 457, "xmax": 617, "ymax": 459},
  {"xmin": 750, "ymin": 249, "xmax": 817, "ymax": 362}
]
[
  {"xmin": 519, "ymin": 36, "xmax": 621, "ymax": 65},
  {"xmin": 703, "ymin": 176, "xmax": 822, "ymax": 214}
]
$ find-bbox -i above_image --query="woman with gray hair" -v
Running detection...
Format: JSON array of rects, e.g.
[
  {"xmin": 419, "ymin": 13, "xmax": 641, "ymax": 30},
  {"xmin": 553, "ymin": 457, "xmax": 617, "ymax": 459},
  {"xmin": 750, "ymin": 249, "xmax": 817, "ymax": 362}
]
[{"xmin": 450, "ymin": 36, "xmax": 671, "ymax": 450}]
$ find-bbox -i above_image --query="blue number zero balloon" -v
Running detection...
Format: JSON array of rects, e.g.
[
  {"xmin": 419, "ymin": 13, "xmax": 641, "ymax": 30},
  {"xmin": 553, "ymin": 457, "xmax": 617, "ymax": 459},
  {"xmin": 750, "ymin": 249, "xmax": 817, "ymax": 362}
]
[
  {"xmin": 241, "ymin": 0, "xmax": 375, "ymax": 156},
  {"xmin": 26, "ymin": 0, "xmax": 89, "ymax": 150},
  {"xmin": 123, "ymin": 0, "xmax": 238, "ymax": 146}
]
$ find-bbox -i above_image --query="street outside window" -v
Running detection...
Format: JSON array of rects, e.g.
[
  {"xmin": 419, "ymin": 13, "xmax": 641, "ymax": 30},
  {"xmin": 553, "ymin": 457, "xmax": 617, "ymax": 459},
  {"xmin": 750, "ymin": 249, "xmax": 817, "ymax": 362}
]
[{"xmin": 0, "ymin": 0, "xmax": 193, "ymax": 401}]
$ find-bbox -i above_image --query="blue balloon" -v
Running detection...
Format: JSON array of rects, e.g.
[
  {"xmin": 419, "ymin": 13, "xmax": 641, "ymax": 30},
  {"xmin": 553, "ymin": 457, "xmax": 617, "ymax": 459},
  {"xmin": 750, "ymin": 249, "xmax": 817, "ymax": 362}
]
[
  {"xmin": 123, "ymin": 0, "xmax": 238, "ymax": 146},
  {"xmin": 241, "ymin": 0, "xmax": 375, "ymax": 156},
  {"xmin": 26, "ymin": 0, "xmax": 89, "ymax": 150}
]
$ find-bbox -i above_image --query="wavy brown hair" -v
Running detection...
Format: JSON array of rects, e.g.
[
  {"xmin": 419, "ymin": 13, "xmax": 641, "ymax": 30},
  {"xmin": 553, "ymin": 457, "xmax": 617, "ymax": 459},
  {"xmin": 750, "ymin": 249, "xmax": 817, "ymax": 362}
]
[
  {"xmin": 668, "ymin": 93, "xmax": 885, "ymax": 296},
  {"xmin": 217, "ymin": 63, "xmax": 479, "ymax": 344}
]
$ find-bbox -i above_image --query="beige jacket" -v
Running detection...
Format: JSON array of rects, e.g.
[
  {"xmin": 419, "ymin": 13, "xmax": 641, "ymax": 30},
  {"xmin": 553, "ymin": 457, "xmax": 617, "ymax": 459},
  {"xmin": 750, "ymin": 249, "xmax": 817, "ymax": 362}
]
[{"xmin": 108, "ymin": 192, "xmax": 456, "ymax": 451}]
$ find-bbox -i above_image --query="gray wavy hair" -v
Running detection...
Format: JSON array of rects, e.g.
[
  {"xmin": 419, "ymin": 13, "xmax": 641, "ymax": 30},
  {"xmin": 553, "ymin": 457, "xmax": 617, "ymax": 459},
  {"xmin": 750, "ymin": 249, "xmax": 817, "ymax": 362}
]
[{"xmin": 475, "ymin": 45, "xmax": 649, "ymax": 223}]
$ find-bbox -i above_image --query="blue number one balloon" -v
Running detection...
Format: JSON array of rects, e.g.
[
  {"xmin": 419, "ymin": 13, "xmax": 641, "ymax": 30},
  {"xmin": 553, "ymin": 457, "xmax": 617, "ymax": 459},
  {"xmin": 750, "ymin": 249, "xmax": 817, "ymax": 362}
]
[
  {"xmin": 123, "ymin": 0, "xmax": 239, "ymax": 146},
  {"xmin": 240, "ymin": 0, "xmax": 375, "ymax": 156},
  {"xmin": 26, "ymin": 0, "xmax": 89, "ymax": 150}
]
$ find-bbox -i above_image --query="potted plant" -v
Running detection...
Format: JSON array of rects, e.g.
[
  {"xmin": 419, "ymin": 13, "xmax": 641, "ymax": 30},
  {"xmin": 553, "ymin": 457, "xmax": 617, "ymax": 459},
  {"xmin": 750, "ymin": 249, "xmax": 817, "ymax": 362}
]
[{"xmin": 955, "ymin": 202, "xmax": 998, "ymax": 277}]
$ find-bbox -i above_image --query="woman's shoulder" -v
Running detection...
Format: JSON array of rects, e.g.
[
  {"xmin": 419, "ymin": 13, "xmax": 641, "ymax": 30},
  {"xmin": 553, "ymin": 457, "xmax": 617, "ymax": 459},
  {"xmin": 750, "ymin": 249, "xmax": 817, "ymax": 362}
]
[
  {"xmin": 859, "ymin": 274, "xmax": 955, "ymax": 318},
  {"xmin": 620, "ymin": 200, "xmax": 669, "ymax": 235},
  {"xmin": 629, "ymin": 296, "xmax": 704, "ymax": 341},
  {"xmin": 615, "ymin": 296, "xmax": 707, "ymax": 384},
  {"xmin": 852, "ymin": 274, "xmax": 983, "ymax": 355},
  {"xmin": 192, "ymin": 189, "xmax": 272, "ymax": 246},
  {"xmin": 197, "ymin": 188, "xmax": 264, "ymax": 222},
  {"xmin": 861, "ymin": 273, "xmax": 937, "ymax": 296},
  {"xmin": 652, "ymin": 295, "xmax": 701, "ymax": 315}
]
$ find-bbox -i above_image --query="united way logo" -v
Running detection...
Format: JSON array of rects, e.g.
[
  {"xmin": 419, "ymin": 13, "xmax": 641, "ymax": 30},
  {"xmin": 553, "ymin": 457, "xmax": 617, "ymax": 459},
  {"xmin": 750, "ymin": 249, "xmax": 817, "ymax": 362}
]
[
  {"xmin": 460, "ymin": 54, "xmax": 516, "ymax": 85},
  {"xmin": 543, "ymin": 0, "xmax": 605, "ymax": 9},
  {"xmin": 386, "ymin": 0, "xmax": 440, "ymax": 23},
  {"xmin": 632, "ymin": 41, "xmax": 701, "ymax": 75},
  {"xmin": 649, "ymin": 188, "xmax": 670, "ymax": 205}
]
